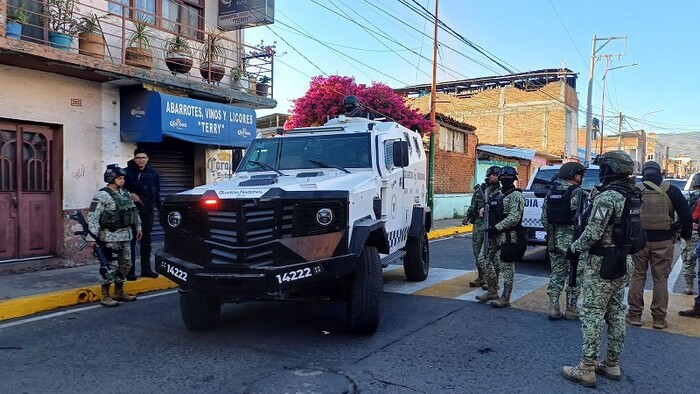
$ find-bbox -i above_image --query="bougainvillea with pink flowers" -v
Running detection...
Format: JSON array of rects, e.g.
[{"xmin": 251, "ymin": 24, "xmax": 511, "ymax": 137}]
[{"xmin": 284, "ymin": 75, "xmax": 434, "ymax": 134}]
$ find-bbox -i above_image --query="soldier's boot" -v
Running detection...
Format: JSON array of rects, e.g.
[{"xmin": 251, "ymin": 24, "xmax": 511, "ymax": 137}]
[
  {"xmin": 564, "ymin": 292, "xmax": 580, "ymax": 320},
  {"xmin": 140, "ymin": 261, "xmax": 159, "ymax": 279},
  {"xmin": 112, "ymin": 282, "xmax": 137, "ymax": 302},
  {"xmin": 469, "ymin": 268, "xmax": 485, "ymax": 287},
  {"xmin": 561, "ymin": 361, "xmax": 596, "ymax": 387},
  {"xmin": 684, "ymin": 281, "xmax": 696, "ymax": 295},
  {"xmin": 476, "ymin": 279, "xmax": 499, "ymax": 302},
  {"xmin": 548, "ymin": 296, "xmax": 562, "ymax": 320},
  {"xmin": 596, "ymin": 357, "xmax": 622, "ymax": 381},
  {"xmin": 491, "ymin": 284, "xmax": 512, "ymax": 308},
  {"xmin": 679, "ymin": 303, "xmax": 700, "ymax": 318},
  {"xmin": 100, "ymin": 284, "xmax": 119, "ymax": 307}
]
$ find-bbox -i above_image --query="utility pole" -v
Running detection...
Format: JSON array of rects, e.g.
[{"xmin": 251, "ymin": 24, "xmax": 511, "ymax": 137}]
[
  {"xmin": 616, "ymin": 112, "xmax": 623, "ymax": 150},
  {"xmin": 427, "ymin": 0, "xmax": 439, "ymax": 210},
  {"xmin": 584, "ymin": 35, "xmax": 628, "ymax": 165}
]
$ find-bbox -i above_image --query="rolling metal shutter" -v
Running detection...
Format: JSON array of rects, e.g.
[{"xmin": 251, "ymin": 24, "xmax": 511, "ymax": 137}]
[{"xmin": 138, "ymin": 138, "xmax": 195, "ymax": 242}]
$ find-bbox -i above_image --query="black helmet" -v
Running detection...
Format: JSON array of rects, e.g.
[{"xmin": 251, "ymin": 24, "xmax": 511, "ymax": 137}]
[
  {"xmin": 692, "ymin": 173, "xmax": 700, "ymax": 189},
  {"xmin": 593, "ymin": 150, "xmax": 634, "ymax": 182},
  {"xmin": 343, "ymin": 95, "xmax": 361, "ymax": 113},
  {"xmin": 486, "ymin": 166, "xmax": 501, "ymax": 176},
  {"xmin": 499, "ymin": 166, "xmax": 518, "ymax": 180},
  {"xmin": 641, "ymin": 161, "xmax": 662, "ymax": 176},
  {"xmin": 558, "ymin": 162, "xmax": 586, "ymax": 180},
  {"xmin": 103, "ymin": 164, "xmax": 126, "ymax": 184}
]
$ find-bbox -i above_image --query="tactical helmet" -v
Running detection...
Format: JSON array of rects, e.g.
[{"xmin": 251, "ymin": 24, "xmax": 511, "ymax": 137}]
[
  {"xmin": 343, "ymin": 95, "xmax": 361, "ymax": 113},
  {"xmin": 592, "ymin": 150, "xmax": 634, "ymax": 182},
  {"xmin": 499, "ymin": 166, "xmax": 518, "ymax": 180},
  {"xmin": 641, "ymin": 161, "xmax": 662, "ymax": 176},
  {"xmin": 103, "ymin": 164, "xmax": 126, "ymax": 184},
  {"xmin": 558, "ymin": 162, "xmax": 586, "ymax": 180},
  {"xmin": 692, "ymin": 173, "xmax": 700, "ymax": 189},
  {"xmin": 486, "ymin": 166, "xmax": 501, "ymax": 176}
]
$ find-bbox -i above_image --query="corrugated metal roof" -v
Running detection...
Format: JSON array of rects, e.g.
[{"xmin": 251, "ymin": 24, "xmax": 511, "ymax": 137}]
[{"xmin": 477, "ymin": 145, "xmax": 536, "ymax": 161}]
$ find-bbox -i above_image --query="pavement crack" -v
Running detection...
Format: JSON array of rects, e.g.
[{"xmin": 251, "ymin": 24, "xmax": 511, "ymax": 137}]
[
  {"xmin": 354, "ymin": 305, "xmax": 465, "ymax": 364},
  {"xmin": 362, "ymin": 369, "xmax": 427, "ymax": 393}
]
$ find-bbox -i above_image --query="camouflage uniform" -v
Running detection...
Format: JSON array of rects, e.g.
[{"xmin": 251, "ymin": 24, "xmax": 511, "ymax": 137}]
[
  {"xmin": 491, "ymin": 188, "xmax": 525, "ymax": 289},
  {"xmin": 681, "ymin": 232, "xmax": 698, "ymax": 292},
  {"xmin": 541, "ymin": 183, "xmax": 586, "ymax": 318},
  {"xmin": 467, "ymin": 182, "xmax": 500, "ymax": 281},
  {"xmin": 564, "ymin": 180, "xmax": 634, "ymax": 384},
  {"xmin": 86, "ymin": 187, "xmax": 141, "ymax": 285}
]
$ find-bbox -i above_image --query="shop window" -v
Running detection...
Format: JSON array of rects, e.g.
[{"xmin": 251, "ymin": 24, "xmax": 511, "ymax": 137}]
[{"xmin": 108, "ymin": 0, "xmax": 203, "ymax": 39}]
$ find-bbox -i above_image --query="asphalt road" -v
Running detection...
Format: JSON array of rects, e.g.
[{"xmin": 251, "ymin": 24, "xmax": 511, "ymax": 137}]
[{"xmin": 0, "ymin": 235, "xmax": 697, "ymax": 393}]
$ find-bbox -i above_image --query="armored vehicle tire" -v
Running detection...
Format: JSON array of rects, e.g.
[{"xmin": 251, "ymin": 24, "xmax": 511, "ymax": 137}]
[
  {"xmin": 348, "ymin": 245, "xmax": 382, "ymax": 335},
  {"xmin": 403, "ymin": 228, "xmax": 429, "ymax": 281},
  {"xmin": 179, "ymin": 290, "xmax": 221, "ymax": 330}
]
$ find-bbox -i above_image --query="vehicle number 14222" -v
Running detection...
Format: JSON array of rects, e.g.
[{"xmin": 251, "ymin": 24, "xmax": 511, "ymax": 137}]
[{"xmin": 276, "ymin": 267, "xmax": 312, "ymax": 284}]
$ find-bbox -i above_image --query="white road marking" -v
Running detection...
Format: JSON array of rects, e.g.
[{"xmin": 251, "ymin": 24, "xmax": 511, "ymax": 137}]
[
  {"xmin": 383, "ymin": 267, "xmax": 469, "ymax": 294},
  {"xmin": 668, "ymin": 254, "xmax": 684, "ymax": 290}
]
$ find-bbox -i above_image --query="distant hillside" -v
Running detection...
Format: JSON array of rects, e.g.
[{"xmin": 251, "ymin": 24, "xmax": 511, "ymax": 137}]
[{"xmin": 654, "ymin": 132, "xmax": 700, "ymax": 161}]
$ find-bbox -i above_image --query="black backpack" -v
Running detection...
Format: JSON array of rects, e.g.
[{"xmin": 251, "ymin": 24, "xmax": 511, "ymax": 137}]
[{"xmin": 611, "ymin": 186, "xmax": 647, "ymax": 255}]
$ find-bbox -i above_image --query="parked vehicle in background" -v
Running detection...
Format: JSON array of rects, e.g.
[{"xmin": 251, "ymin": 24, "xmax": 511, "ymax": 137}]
[{"xmin": 522, "ymin": 164, "xmax": 599, "ymax": 246}]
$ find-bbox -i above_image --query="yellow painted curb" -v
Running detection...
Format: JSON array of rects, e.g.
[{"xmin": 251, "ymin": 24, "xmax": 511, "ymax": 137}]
[
  {"xmin": 0, "ymin": 276, "xmax": 177, "ymax": 322},
  {"xmin": 428, "ymin": 225, "xmax": 473, "ymax": 240}
]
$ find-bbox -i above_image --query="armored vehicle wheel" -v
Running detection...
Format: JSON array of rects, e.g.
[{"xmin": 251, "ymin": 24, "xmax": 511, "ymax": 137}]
[
  {"xmin": 348, "ymin": 245, "xmax": 382, "ymax": 335},
  {"xmin": 403, "ymin": 228, "xmax": 429, "ymax": 281},
  {"xmin": 179, "ymin": 290, "xmax": 221, "ymax": 330}
]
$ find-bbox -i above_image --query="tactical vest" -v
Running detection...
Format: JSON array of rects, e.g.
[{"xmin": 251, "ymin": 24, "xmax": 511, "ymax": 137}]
[
  {"xmin": 608, "ymin": 185, "xmax": 646, "ymax": 254},
  {"xmin": 98, "ymin": 187, "xmax": 139, "ymax": 231},
  {"xmin": 545, "ymin": 185, "xmax": 579, "ymax": 225},
  {"xmin": 488, "ymin": 188, "xmax": 521, "ymax": 225},
  {"xmin": 635, "ymin": 181, "xmax": 673, "ymax": 231}
]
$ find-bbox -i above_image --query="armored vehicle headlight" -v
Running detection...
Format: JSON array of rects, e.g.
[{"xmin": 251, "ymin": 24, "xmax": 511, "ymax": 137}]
[
  {"xmin": 316, "ymin": 208, "xmax": 334, "ymax": 226},
  {"xmin": 167, "ymin": 211, "xmax": 182, "ymax": 228}
]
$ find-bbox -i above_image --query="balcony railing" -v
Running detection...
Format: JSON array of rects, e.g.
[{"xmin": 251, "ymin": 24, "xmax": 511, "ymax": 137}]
[{"xmin": 2, "ymin": 0, "xmax": 274, "ymax": 100}]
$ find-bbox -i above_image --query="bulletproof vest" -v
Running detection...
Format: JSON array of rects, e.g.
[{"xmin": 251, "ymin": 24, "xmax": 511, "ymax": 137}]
[
  {"xmin": 609, "ymin": 185, "xmax": 646, "ymax": 254},
  {"xmin": 488, "ymin": 188, "xmax": 521, "ymax": 224},
  {"xmin": 545, "ymin": 185, "xmax": 579, "ymax": 225},
  {"xmin": 635, "ymin": 181, "xmax": 672, "ymax": 231},
  {"xmin": 99, "ymin": 187, "xmax": 139, "ymax": 231}
]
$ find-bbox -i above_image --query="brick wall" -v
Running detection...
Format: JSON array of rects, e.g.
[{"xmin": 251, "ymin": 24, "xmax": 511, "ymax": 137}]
[
  {"xmin": 434, "ymin": 131, "xmax": 478, "ymax": 193},
  {"xmin": 407, "ymin": 80, "xmax": 577, "ymax": 158}
]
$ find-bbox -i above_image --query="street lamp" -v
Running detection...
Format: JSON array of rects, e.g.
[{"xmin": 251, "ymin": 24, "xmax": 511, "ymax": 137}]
[
  {"xmin": 599, "ymin": 60, "xmax": 637, "ymax": 154},
  {"xmin": 639, "ymin": 109, "xmax": 663, "ymax": 166}
]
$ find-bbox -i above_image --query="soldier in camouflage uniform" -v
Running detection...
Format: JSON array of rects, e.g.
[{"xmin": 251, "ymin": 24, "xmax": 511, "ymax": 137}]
[
  {"xmin": 87, "ymin": 164, "xmax": 142, "ymax": 307},
  {"xmin": 541, "ymin": 162, "xmax": 587, "ymax": 320},
  {"xmin": 476, "ymin": 166, "xmax": 525, "ymax": 307},
  {"xmin": 681, "ymin": 176, "xmax": 700, "ymax": 294},
  {"xmin": 464, "ymin": 166, "xmax": 501, "ymax": 287},
  {"xmin": 561, "ymin": 151, "xmax": 637, "ymax": 388}
]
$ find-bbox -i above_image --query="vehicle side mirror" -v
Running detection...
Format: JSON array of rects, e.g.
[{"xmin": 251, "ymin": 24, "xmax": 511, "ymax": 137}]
[{"xmin": 393, "ymin": 140, "xmax": 409, "ymax": 167}]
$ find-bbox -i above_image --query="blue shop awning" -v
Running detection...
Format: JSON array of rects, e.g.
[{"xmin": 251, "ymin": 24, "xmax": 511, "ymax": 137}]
[{"xmin": 120, "ymin": 89, "xmax": 256, "ymax": 148}]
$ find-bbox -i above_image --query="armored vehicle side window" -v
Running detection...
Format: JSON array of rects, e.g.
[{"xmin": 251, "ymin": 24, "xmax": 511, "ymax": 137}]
[{"xmin": 384, "ymin": 139, "xmax": 399, "ymax": 169}]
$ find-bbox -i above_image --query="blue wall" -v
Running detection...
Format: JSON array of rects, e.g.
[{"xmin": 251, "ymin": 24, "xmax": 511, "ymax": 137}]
[{"xmin": 433, "ymin": 193, "xmax": 473, "ymax": 220}]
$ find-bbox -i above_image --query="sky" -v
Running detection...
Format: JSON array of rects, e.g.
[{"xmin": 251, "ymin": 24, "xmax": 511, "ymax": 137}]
[{"xmin": 243, "ymin": 0, "xmax": 700, "ymax": 135}]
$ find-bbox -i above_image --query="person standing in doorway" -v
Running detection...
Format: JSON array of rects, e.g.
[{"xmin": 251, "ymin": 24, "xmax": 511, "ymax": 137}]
[
  {"xmin": 124, "ymin": 148, "xmax": 161, "ymax": 279},
  {"xmin": 627, "ymin": 161, "xmax": 692, "ymax": 329},
  {"xmin": 87, "ymin": 164, "xmax": 141, "ymax": 306},
  {"xmin": 541, "ymin": 162, "xmax": 587, "ymax": 320},
  {"xmin": 464, "ymin": 166, "xmax": 501, "ymax": 288}
]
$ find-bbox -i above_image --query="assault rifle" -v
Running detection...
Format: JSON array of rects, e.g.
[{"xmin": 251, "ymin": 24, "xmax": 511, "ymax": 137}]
[
  {"xmin": 70, "ymin": 211, "xmax": 113, "ymax": 280},
  {"xmin": 482, "ymin": 188, "xmax": 492, "ymax": 257},
  {"xmin": 568, "ymin": 189, "xmax": 586, "ymax": 287}
]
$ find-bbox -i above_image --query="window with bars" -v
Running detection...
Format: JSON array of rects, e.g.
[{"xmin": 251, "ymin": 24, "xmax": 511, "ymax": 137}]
[{"xmin": 108, "ymin": 0, "xmax": 204, "ymax": 39}]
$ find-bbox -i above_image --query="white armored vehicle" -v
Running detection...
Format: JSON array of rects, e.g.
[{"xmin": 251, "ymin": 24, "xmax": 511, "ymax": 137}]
[{"xmin": 155, "ymin": 111, "xmax": 431, "ymax": 334}]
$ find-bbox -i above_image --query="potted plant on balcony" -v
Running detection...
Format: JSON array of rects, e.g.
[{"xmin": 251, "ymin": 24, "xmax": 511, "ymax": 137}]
[
  {"xmin": 164, "ymin": 32, "xmax": 193, "ymax": 74},
  {"xmin": 199, "ymin": 29, "xmax": 226, "ymax": 82},
  {"xmin": 256, "ymin": 75, "xmax": 271, "ymax": 96},
  {"xmin": 124, "ymin": 17, "xmax": 154, "ymax": 69},
  {"xmin": 76, "ymin": 13, "xmax": 109, "ymax": 59},
  {"xmin": 45, "ymin": 0, "xmax": 79, "ymax": 50},
  {"xmin": 6, "ymin": 1, "xmax": 29, "ymax": 40}
]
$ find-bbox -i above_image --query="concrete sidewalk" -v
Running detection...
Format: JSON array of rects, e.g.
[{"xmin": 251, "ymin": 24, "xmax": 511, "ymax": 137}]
[{"xmin": 0, "ymin": 219, "xmax": 470, "ymax": 322}]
